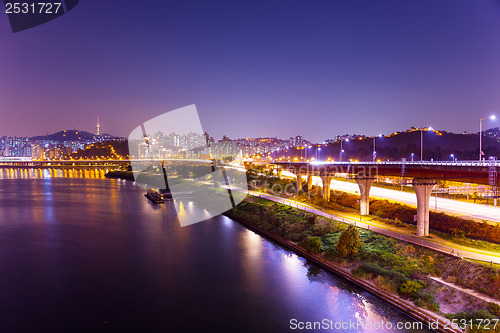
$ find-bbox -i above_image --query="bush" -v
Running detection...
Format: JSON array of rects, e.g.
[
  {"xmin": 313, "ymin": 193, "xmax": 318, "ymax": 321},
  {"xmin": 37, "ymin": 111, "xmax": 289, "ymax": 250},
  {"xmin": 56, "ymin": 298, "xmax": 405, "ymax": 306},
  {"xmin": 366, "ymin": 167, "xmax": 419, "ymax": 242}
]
[
  {"xmin": 414, "ymin": 292, "xmax": 439, "ymax": 311},
  {"xmin": 323, "ymin": 248, "xmax": 337, "ymax": 261},
  {"xmin": 487, "ymin": 302, "xmax": 500, "ymax": 317},
  {"xmin": 336, "ymin": 225, "xmax": 363, "ymax": 257},
  {"xmin": 399, "ymin": 280, "xmax": 424, "ymax": 296},
  {"xmin": 354, "ymin": 262, "xmax": 408, "ymax": 287},
  {"xmin": 447, "ymin": 310, "xmax": 496, "ymax": 321},
  {"xmin": 327, "ymin": 191, "xmax": 500, "ymax": 244},
  {"xmin": 394, "ymin": 218, "xmax": 404, "ymax": 226},
  {"xmin": 306, "ymin": 216, "xmax": 317, "ymax": 226},
  {"xmin": 304, "ymin": 236, "xmax": 322, "ymax": 254},
  {"xmin": 330, "ymin": 192, "xmax": 359, "ymax": 208}
]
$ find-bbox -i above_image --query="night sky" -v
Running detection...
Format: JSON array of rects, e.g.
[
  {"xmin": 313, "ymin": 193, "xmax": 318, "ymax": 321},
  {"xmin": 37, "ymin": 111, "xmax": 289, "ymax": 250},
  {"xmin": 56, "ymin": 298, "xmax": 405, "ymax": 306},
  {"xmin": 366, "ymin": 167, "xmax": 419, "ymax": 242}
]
[{"xmin": 1, "ymin": 0, "xmax": 500, "ymax": 142}]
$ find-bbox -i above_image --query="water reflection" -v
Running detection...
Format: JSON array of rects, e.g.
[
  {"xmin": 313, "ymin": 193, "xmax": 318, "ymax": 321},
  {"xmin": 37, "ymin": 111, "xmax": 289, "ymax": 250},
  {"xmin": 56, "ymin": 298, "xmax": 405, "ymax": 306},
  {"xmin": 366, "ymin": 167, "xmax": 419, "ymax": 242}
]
[
  {"xmin": 0, "ymin": 178, "xmax": 431, "ymax": 332},
  {"xmin": 43, "ymin": 179, "xmax": 54, "ymax": 222}
]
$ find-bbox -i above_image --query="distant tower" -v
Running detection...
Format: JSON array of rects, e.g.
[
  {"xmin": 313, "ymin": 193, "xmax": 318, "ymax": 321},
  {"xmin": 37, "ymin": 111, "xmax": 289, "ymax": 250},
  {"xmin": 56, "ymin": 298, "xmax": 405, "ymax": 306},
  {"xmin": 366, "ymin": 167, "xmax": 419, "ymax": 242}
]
[{"xmin": 96, "ymin": 117, "xmax": 100, "ymax": 136}]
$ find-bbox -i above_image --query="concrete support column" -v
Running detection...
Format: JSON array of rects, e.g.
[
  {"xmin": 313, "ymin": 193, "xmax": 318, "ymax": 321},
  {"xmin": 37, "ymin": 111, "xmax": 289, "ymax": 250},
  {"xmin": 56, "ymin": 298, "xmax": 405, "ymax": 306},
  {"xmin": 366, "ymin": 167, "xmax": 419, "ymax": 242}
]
[
  {"xmin": 412, "ymin": 178, "xmax": 437, "ymax": 237},
  {"xmin": 296, "ymin": 175, "xmax": 304, "ymax": 195},
  {"xmin": 276, "ymin": 169, "xmax": 282, "ymax": 178},
  {"xmin": 354, "ymin": 176, "xmax": 376, "ymax": 215},
  {"xmin": 307, "ymin": 175, "xmax": 313, "ymax": 192},
  {"xmin": 320, "ymin": 176, "xmax": 332, "ymax": 201}
]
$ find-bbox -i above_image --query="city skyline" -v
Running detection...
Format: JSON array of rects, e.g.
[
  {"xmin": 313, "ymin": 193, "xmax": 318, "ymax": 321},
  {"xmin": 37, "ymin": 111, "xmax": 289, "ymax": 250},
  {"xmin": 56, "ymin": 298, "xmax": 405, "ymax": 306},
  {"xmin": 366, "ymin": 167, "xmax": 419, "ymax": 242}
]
[
  {"xmin": 3, "ymin": 125, "xmax": 500, "ymax": 162},
  {"xmin": 2, "ymin": 2, "xmax": 500, "ymax": 331},
  {"xmin": 1, "ymin": 1, "xmax": 500, "ymax": 141},
  {"xmin": 4, "ymin": 122, "xmax": 500, "ymax": 141}
]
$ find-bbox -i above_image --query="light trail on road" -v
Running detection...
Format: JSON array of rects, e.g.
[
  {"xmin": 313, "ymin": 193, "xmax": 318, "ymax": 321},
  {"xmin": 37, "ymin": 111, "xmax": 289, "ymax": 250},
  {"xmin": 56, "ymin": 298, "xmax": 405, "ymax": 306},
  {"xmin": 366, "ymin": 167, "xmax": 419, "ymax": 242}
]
[
  {"xmin": 280, "ymin": 171, "xmax": 500, "ymax": 223},
  {"xmin": 247, "ymin": 190, "xmax": 500, "ymax": 264},
  {"xmin": 329, "ymin": 179, "xmax": 500, "ymax": 223}
]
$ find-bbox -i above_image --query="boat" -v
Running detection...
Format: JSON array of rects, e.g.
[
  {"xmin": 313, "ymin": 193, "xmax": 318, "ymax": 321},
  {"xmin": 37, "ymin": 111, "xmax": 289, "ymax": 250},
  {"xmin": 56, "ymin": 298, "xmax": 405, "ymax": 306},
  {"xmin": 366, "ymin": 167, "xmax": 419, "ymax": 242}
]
[
  {"xmin": 159, "ymin": 188, "xmax": 173, "ymax": 200},
  {"xmin": 144, "ymin": 160, "xmax": 172, "ymax": 203},
  {"xmin": 145, "ymin": 189, "xmax": 164, "ymax": 204}
]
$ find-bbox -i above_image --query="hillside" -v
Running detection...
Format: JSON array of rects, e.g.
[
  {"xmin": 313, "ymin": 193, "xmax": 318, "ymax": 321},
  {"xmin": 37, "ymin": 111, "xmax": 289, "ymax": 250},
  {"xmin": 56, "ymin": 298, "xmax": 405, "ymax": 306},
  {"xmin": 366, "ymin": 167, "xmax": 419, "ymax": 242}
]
[
  {"xmin": 31, "ymin": 130, "xmax": 115, "ymax": 142},
  {"xmin": 316, "ymin": 128, "xmax": 500, "ymax": 161},
  {"xmin": 68, "ymin": 140, "xmax": 129, "ymax": 159},
  {"xmin": 44, "ymin": 127, "xmax": 500, "ymax": 162}
]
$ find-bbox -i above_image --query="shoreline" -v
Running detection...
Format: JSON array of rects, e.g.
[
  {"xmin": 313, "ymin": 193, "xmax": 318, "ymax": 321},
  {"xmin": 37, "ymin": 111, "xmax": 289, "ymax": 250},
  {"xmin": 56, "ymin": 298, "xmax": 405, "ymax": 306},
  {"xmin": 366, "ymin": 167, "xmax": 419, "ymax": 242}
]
[
  {"xmin": 224, "ymin": 210, "xmax": 462, "ymax": 333},
  {"xmin": 104, "ymin": 170, "xmax": 135, "ymax": 181},
  {"xmin": 104, "ymin": 171, "xmax": 487, "ymax": 332}
]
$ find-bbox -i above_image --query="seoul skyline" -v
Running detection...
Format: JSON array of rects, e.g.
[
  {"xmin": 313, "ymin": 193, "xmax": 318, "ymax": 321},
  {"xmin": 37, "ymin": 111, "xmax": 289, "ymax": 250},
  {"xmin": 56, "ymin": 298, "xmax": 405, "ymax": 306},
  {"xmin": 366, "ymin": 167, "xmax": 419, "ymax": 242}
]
[{"xmin": 2, "ymin": 1, "xmax": 500, "ymax": 142}]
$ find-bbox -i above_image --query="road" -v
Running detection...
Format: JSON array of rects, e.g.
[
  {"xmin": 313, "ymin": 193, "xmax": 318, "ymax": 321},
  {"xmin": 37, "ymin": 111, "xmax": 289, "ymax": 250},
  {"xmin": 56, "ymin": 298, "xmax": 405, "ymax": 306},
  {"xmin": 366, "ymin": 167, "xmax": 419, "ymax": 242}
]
[
  {"xmin": 280, "ymin": 171, "xmax": 500, "ymax": 223},
  {"xmin": 248, "ymin": 190, "xmax": 500, "ymax": 264},
  {"xmin": 329, "ymin": 179, "xmax": 500, "ymax": 223}
]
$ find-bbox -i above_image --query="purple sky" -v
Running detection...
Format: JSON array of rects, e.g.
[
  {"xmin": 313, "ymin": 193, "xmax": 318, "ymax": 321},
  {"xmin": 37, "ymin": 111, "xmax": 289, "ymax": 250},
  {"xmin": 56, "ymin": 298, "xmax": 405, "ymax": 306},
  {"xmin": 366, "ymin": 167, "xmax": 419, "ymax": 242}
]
[{"xmin": 1, "ymin": 0, "xmax": 500, "ymax": 142}]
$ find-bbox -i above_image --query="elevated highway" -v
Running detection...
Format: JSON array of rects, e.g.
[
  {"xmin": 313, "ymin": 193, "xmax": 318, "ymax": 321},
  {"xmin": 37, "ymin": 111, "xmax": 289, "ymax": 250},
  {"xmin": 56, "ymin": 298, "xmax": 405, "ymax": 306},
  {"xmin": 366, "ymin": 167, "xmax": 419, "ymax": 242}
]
[
  {"xmin": 270, "ymin": 161, "xmax": 499, "ymax": 237},
  {"xmin": 274, "ymin": 161, "xmax": 499, "ymax": 186}
]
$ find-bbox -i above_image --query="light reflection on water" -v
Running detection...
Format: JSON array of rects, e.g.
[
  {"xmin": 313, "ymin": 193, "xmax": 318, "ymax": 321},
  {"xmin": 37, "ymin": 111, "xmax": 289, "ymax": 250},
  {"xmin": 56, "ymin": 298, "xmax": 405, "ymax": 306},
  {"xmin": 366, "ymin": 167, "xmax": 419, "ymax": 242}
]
[
  {"xmin": 0, "ymin": 168, "xmax": 108, "ymax": 179},
  {"xmin": 0, "ymin": 178, "xmax": 432, "ymax": 332}
]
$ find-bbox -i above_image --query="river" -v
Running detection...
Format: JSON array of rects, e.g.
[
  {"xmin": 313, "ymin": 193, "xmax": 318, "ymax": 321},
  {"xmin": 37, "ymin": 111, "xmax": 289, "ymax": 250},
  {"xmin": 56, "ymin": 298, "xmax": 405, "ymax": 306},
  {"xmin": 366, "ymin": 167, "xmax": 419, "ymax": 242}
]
[{"xmin": 0, "ymin": 174, "xmax": 432, "ymax": 332}]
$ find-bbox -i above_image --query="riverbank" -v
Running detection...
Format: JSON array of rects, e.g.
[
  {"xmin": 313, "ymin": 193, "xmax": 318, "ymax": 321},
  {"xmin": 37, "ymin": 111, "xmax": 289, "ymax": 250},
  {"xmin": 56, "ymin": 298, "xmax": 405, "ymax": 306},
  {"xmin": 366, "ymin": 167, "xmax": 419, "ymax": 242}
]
[
  {"xmin": 104, "ymin": 169, "xmax": 500, "ymax": 331},
  {"xmin": 226, "ymin": 197, "xmax": 500, "ymax": 333},
  {"xmin": 249, "ymin": 171, "xmax": 500, "ymax": 250},
  {"xmin": 105, "ymin": 170, "xmax": 134, "ymax": 181}
]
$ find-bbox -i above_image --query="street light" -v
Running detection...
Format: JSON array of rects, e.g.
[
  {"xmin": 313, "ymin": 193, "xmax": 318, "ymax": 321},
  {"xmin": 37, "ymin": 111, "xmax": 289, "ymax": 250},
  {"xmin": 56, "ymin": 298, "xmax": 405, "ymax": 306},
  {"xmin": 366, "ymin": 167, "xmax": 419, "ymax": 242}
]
[
  {"xmin": 297, "ymin": 146, "xmax": 304, "ymax": 161},
  {"xmin": 411, "ymin": 153, "xmax": 415, "ymax": 162},
  {"xmin": 340, "ymin": 138, "xmax": 349, "ymax": 161},
  {"xmin": 316, "ymin": 147, "xmax": 321, "ymax": 161},
  {"xmin": 373, "ymin": 134, "xmax": 382, "ymax": 162},
  {"xmin": 450, "ymin": 154, "xmax": 455, "ymax": 161},
  {"xmin": 479, "ymin": 115, "xmax": 496, "ymax": 162},
  {"xmin": 420, "ymin": 126, "xmax": 433, "ymax": 162}
]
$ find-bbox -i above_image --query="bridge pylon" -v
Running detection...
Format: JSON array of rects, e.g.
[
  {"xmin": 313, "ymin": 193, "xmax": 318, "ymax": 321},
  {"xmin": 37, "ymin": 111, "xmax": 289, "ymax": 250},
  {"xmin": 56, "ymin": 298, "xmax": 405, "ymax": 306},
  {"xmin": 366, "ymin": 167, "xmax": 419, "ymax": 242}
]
[
  {"xmin": 412, "ymin": 178, "xmax": 437, "ymax": 237},
  {"xmin": 296, "ymin": 174, "xmax": 305, "ymax": 195},
  {"xmin": 354, "ymin": 176, "xmax": 376, "ymax": 215},
  {"xmin": 307, "ymin": 175, "xmax": 313, "ymax": 192},
  {"xmin": 276, "ymin": 168, "xmax": 282, "ymax": 178},
  {"xmin": 321, "ymin": 175, "xmax": 332, "ymax": 201}
]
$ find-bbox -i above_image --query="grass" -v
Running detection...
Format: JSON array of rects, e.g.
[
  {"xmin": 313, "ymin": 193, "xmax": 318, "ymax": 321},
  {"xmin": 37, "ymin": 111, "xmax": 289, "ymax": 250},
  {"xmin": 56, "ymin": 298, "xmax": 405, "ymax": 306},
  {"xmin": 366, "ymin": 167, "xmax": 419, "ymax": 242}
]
[
  {"xmin": 262, "ymin": 177, "xmax": 500, "ymax": 245},
  {"xmin": 466, "ymin": 258, "xmax": 500, "ymax": 270},
  {"xmin": 291, "ymin": 188, "xmax": 500, "ymax": 254},
  {"xmin": 432, "ymin": 230, "xmax": 500, "ymax": 254},
  {"xmin": 228, "ymin": 197, "xmax": 500, "ymax": 317}
]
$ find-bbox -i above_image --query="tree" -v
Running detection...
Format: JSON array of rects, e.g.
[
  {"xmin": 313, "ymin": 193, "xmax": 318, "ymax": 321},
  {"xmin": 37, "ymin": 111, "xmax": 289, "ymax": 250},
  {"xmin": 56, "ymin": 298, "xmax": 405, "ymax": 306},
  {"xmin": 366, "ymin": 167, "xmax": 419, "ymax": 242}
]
[
  {"xmin": 304, "ymin": 236, "xmax": 322, "ymax": 254},
  {"xmin": 336, "ymin": 225, "xmax": 362, "ymax": 257}
]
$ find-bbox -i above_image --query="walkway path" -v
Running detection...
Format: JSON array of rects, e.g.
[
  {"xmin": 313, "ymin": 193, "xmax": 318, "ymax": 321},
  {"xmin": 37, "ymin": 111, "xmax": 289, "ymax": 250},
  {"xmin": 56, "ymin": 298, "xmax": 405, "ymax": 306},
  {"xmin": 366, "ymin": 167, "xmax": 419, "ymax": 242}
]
[
  {"xmin": 429, "ymin": 277, "xmax": 500, "ymax": 306},
  {"xmin": 248, "ymin": 190, "xmax": 500, "ymax": 264}
]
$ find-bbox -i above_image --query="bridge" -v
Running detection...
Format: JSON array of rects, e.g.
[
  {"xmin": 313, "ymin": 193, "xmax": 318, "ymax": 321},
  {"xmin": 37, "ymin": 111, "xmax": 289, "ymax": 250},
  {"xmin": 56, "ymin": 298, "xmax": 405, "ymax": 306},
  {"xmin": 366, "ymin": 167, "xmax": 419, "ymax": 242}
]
[
  {"xmin": 0, "ymin": 158, "xmax": 214, "ymax": 168},
  {"xmin": 271, "ymin": 160, "xmax": 499, "ymax": 238},
  {"xmin": 0, "ymin": 159, "xmax": 128, "ymax": 168}
]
